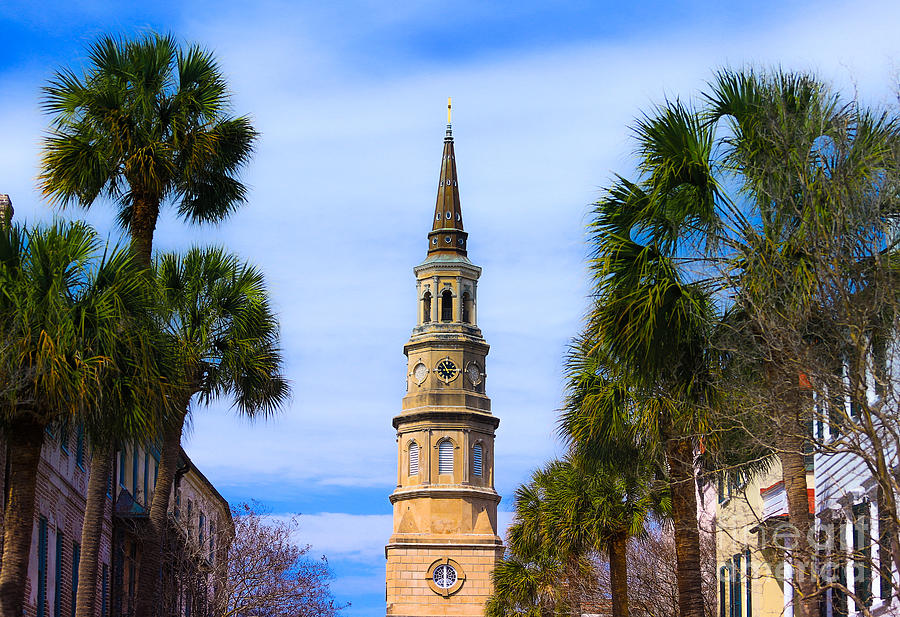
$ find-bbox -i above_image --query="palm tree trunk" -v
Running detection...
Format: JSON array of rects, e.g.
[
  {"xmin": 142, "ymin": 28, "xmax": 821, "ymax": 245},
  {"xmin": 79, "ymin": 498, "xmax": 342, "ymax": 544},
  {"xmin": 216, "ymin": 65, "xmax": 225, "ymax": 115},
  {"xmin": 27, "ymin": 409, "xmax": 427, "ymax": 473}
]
[
  {"xmin": 75, "ymin": 443, "xmax": 113, "ymax": 617},
  {"xmin": 130, "ymin": 194, "xmax": 160, "ymax": 269},
  {"xmin": 775, "ymin": 375, "xmax": 815, "ymax": 617},
  {"xmin": 608, "ymin": 531, "xmax": 629, "ymax": 617},
  {"xmin": 665, "ymin": 436, "xmax": 704, "ymax": 617},
  {"xmin": 133, "ymin": 407, "xmax": 186, "ymax": 617},
  {"xmin": 779, "ymin": 433, "xmax": 814, "ymax": 617},
  {"xmin": 0, "ymin": 418, "xmax": 45, "ymax": 617}
]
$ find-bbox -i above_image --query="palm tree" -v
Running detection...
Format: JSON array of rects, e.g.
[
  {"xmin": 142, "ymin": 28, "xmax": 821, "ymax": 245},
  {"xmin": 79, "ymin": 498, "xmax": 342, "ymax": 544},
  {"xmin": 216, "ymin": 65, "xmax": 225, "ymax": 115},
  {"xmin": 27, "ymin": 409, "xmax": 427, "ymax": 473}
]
[
  {"xmin": 584, "ymin": 142, "xmax": 720, "ymax": 617},
  {"xmin": 133, "ymin": 247, "xmax": 288, "ymax": 617},
  {"xmin": 37, "ymin": 32, "xmax": 260, "ymax": 615},
  {"xmin": 0, "ymin": 222, "xmax": 158, "ymax": 617},
  {"xmin": 701, "ymin": 68, "xmax": 900, "ymax": 617},
  {"xmin": 73, "ymin": 276, "xmax": 176, "ymax": 617},
  {"xmin": 488, "ymin": 457, "xmax": 656, "ymax": 617},
  {"xmin": 39, "ymin": 32, "xmax": 258, "ymax": 267},
  {"xmin": 487, "ymin": 551, "xmax": 588, "ymax": 617},
  {"xmin": 558, "ymin": 338, "xmax": 673, "ymax": 617}
]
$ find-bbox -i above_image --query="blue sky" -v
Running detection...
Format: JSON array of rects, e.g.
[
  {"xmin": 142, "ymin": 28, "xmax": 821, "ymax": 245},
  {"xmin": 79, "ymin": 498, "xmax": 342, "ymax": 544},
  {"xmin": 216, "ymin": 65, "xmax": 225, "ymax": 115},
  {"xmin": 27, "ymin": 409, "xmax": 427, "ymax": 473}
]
[{"xmin": 2, "ymin": 1, "xmax": 900, "ymax": 614}]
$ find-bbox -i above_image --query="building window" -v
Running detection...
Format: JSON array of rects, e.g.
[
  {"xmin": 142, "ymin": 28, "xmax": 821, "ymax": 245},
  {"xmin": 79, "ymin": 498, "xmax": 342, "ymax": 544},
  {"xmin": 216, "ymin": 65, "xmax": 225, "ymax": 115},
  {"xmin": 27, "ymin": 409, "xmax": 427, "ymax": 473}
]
[
  {"xmin": 71, "ymin": 542, "xmax": 80, "ymax": 617},
  {"xmin": 744, "ymin": 548, "xmax": 751, "ymax": 617},
  {"xmin": 718, "ymin": 475, "xmax": 728, "ymax": 503},
  {"xmin": 878, "ymin": 495, "xmax": 893, "ymax": 599},
  {"xmin": 409, "ymin": 442, "xmax": 419, "ymax": 476},
  {"xmin": 75, "ymin": 425, "xmax": 85, "ymax": 470},
  {"xmin": 441, "ymin": 290, "xmax": 453, "ymax": 322},
  {"xmin": 199, "ymin": 512, "xmax": 205, "ymax": 549},
  {"xmin": 834, "ymin": 518, "xmax": 848, "ymax": 617},
  {"xmin": 462, "ymin": 291, "xmax": 472, "ymax": 324},
  {"xmin": 719, "ymin": 566, "xmax": 727, "ymax": 617},
  {"xmin": 59, "ymin": 426, "xmax": 69, "ymax": 455},
  {"xmin": 210, "ymin": 521, "xmax": 215, "ymax": 559},
  {"xmin": 101, "ymin": 564, "xmax": 108, "ymax": 617},
  {"xmin": 119, "ymin": 450, "xmax": 127, "ymax": 489},
  {"xmin": 730, "ymin": 553, "xmax": 741, "ymax": 617},
  {"xmin": 131, "ymin": 448, "xmax": 138, "ymax": 496},
  {"xmin": 175, "ymin": 488, "xmax": 181, "ymax": 520},
  {"xmin": 423, "ymin": 292, "xmax": 432, "ymax": 324},
  {"xmin": 473, "ymin": 443, "xmax": 483, "ymax": 477},
  {"xmin": 37, "ymin": 517, "xmax": 48, "ymax": 617},
  {"xmin": 438, "ymin": 440, "xmax": 453, "ymax": 475},
  {"xmin": 143, "ymin": 451, "xmax": 149, "ymax": 505},
  {"xmin": 853, "ymin": 502, "xmax": 873, "ymax": 608},
  {"xmin": 54, "ymin": 529, "xmax": 63, "ymax": 617}
]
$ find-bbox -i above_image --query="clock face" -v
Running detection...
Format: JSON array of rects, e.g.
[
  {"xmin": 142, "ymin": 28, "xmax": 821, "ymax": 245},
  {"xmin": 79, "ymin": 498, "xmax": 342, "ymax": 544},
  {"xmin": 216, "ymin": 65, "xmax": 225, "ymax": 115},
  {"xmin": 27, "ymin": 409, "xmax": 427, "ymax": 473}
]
[
  {"xmin": 413, "ymin": 362, "xmax": 428, "ymax": 384},
  {"xmin": 435, "ymin": 359, "xmax": 459, "ymax": 382},
  {"xmin": 466, "ymin": 363, "xmax": 482, "ymax": 385},
  {"xmin": 432, "ymin": 564, "xmax": 457, "ymax": 589}
]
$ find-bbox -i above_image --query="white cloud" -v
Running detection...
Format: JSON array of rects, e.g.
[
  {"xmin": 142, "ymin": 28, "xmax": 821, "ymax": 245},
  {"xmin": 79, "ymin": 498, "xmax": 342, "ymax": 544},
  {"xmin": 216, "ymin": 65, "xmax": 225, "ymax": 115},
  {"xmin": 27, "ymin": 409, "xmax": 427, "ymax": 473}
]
[{"xmin": 287, "ymin": 512, "xmax": 394, "ymax": 563}]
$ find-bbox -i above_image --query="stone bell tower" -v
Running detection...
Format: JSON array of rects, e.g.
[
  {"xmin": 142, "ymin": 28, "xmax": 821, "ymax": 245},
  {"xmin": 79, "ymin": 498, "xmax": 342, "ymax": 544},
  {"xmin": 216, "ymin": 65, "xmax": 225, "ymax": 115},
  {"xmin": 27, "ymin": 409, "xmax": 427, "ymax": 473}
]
[{"xmin": 385, "ymin": 104, "xmax": 503, "ymax": 616}]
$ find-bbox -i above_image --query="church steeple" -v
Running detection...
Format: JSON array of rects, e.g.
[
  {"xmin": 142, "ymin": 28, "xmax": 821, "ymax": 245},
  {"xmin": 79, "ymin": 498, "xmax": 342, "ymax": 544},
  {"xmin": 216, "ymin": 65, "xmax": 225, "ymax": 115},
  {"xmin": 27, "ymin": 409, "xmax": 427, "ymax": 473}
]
[
  {"xmin": 385, "ymin": 106, "xmax": 502, "ymax": 617},
  {"xmin": 427, "ymin": 99, "xmax": 468, "ymax": 256}
]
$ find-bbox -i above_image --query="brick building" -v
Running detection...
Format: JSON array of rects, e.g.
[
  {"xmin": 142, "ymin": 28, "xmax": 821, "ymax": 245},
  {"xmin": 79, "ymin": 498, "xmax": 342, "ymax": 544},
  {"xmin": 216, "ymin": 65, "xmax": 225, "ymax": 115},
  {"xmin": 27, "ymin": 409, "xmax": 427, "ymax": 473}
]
[{"xmin": 0, "ymin": 429, "xmax": 231, "ymax": 617}]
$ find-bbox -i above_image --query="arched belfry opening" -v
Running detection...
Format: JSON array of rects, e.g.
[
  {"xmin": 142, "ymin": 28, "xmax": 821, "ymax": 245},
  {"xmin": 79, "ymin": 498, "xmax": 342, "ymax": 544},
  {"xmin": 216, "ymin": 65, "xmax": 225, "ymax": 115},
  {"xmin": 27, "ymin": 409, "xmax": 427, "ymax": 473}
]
[{"xmin": 441, "ymin": 290, "xmax": 453, "ymax": 322}]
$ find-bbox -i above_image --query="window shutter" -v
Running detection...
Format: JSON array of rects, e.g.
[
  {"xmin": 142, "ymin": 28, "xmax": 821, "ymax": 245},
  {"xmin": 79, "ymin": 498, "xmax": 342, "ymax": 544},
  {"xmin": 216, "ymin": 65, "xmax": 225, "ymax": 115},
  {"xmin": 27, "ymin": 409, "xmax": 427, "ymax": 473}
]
[
  {"xmin": 473, "ymin": 444, "xmax": 483, "ymax": 476},
  {"xmin": 409, "ymin": 442, "xmax": 419, "ymax": 475},
  {"xmin": 439, "ymin": 440, "xmax": 453, "ymax": 474}
]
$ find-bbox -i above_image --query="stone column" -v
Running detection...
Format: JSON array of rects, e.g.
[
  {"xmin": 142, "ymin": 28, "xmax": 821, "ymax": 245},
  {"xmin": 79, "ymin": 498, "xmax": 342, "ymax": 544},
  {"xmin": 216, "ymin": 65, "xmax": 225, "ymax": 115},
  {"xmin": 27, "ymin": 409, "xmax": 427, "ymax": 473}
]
[
  {"xmin": 431, "ymin": 276, "xmax": 440, "ymax": 323},
  {"xmin": 472, "ymin": 279, "xmax": 478, "ymax": 325}
]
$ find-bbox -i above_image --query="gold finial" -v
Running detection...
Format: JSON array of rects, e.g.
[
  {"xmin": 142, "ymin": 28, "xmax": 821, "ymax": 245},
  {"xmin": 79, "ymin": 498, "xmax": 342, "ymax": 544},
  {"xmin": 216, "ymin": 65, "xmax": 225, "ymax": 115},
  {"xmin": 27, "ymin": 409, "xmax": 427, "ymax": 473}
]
[{"xmin": 447, "ymin": 97, "xmax": 452, "ymax": 124}]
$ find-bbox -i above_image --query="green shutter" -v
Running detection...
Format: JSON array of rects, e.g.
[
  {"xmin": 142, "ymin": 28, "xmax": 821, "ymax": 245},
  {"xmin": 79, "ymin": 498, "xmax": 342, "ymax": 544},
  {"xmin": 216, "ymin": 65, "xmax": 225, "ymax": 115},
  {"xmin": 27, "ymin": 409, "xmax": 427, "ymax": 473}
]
[
  {"xmin": 37, "ymin": 518, "xmax": 47, "ymax": 617},
  {"xmin": 71, "ymin": 542, "xmax": 80, "ymax": 616},
  {"xmin": 853, "ymin": 503, "xmax": 873, "ymax": 607},
  {"xmin": 54, "ymin": 530, "xmax": 63, "ymax": 617}
]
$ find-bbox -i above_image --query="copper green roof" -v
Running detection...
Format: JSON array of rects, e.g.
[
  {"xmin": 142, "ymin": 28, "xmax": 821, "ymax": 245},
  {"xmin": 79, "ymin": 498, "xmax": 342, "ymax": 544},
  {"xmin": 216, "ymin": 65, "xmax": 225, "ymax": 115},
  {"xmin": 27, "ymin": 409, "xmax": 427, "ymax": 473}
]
[{"xmin": 427, "ymin": 123, "xmax": 469, "ymax": 257}]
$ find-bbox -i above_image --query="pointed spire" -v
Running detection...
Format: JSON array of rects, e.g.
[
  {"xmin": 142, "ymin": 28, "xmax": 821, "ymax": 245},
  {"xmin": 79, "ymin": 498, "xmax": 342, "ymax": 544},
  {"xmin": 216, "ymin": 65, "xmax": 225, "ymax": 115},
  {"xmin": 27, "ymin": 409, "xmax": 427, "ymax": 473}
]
[{"xmin": 427, "ymin": 100, "xmax": 468, "ymax": 256}]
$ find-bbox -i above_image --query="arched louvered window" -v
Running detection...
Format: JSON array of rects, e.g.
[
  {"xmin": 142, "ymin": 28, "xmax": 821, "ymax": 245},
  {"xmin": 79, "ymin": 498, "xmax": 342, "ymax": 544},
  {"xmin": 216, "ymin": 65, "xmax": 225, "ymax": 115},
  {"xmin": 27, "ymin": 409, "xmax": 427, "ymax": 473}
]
[
  {"xmin": 438, "ymin": 440, "xmax": 454, "ymax": 475},
  {"xmin": 441, "ymin": 290, "xmax": 453, "ymax": 322},
  {"xmin": 409, "ymin": 442, "xmax": 419, "ymax": 476},
  {"xmin": 473, "ymin": 443, "xmax": 483, "ymax": 477},
  {"xmin": 423, "ymin": 292, "xmax": 432, "ymax": 324}
]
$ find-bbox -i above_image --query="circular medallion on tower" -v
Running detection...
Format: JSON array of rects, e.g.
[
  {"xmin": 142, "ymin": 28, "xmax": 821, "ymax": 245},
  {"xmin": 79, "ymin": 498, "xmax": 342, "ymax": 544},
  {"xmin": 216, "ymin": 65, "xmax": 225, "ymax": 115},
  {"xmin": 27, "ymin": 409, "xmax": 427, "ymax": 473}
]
[
  {"xmin": 425, "ymin": 558, "xmax": 465, "ymax": 597},
  {"xmin": 433, "ymin": 564, "xmax": 456, "ymax": 588},
  {"xmin": 435, "ymin": 358, "xmax": 459, "ymax": 382},
  {"xmin": 413, "ymin": 362, "xmax": 428, "ymax": 385},
  {"xmin": 466, "ymin": 362, "xmax": 483, "ymax": 386}
]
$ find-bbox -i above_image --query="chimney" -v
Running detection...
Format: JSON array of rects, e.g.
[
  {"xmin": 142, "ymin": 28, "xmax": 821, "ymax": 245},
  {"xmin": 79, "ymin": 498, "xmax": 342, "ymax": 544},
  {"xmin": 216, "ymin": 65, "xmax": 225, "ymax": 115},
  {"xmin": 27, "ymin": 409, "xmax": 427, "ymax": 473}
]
[{"xmin": 0, "ymin": 194, "xmax": 12, "ymax": 228}]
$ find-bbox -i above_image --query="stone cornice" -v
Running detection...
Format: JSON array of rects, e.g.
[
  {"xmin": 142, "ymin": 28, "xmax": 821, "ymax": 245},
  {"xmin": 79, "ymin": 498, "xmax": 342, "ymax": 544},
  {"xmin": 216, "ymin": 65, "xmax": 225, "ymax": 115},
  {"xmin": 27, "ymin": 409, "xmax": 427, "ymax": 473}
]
[
  {"xmin": 393, "ymin": 409, "xmax": 499, "ymax": 429},
  {"xmin": 413, "ymin": 260, "xmax": 482, "ymax": 277},
  {"xmin": 389, "ymin": 485, "xmax": 501, "ymax": 505}
]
